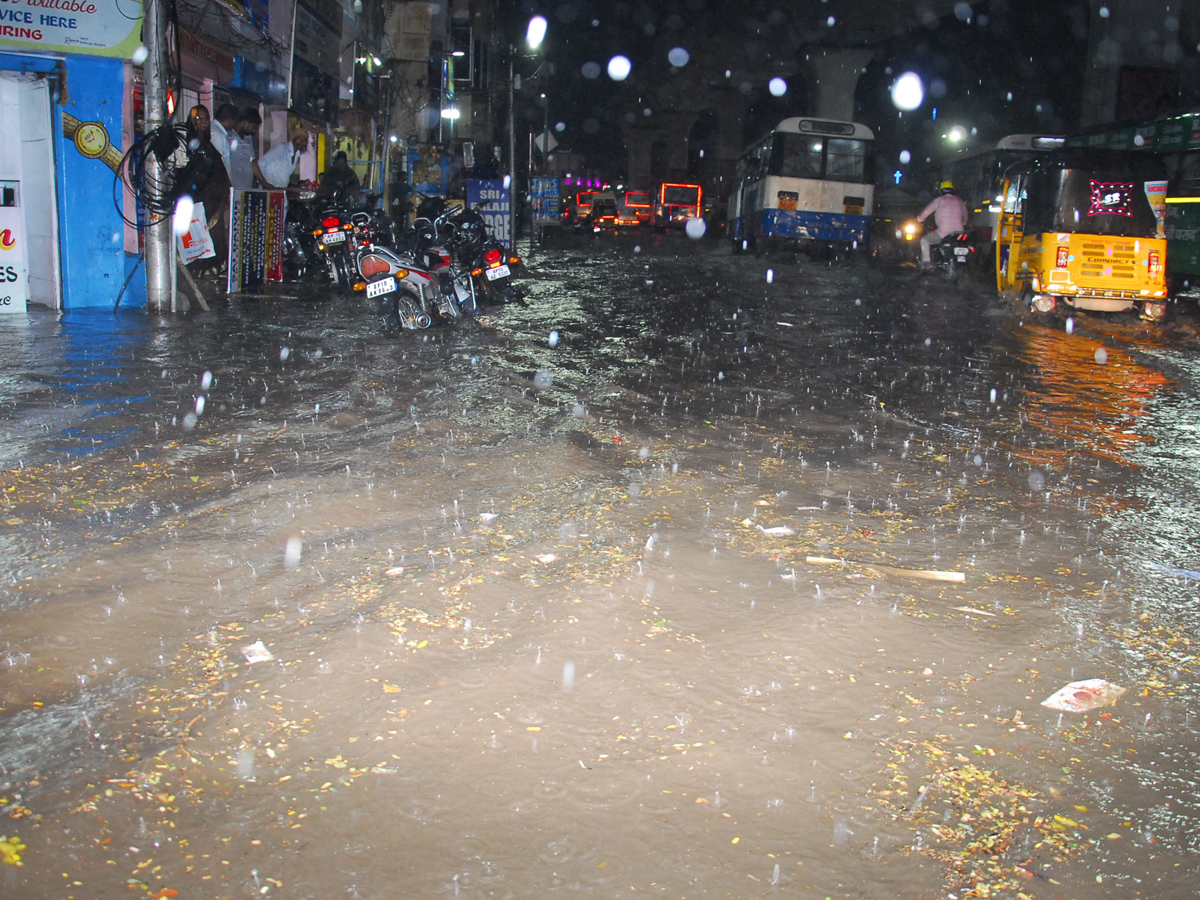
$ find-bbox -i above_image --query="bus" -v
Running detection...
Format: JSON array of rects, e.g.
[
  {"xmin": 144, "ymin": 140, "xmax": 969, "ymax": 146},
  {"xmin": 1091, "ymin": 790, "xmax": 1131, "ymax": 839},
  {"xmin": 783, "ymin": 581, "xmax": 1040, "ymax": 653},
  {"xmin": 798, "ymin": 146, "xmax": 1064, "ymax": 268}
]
[
  {"xmin": 727, "ymin": 117, "xmax": 874, "ymax": 253},
  {"xmin": 1066, "ymin": 110, "xmax": 1200, "ymax": 300},
  {"xmin": 655, "ymin": 183, "xmax": 702, "ymax": 230},
  {"xmin": 619, "ymin": 189, "xmax": 653, "ymax": 227},
  {"xmin": 934, "ymin": 134, "xmax": 1065, "ymax": 243}
]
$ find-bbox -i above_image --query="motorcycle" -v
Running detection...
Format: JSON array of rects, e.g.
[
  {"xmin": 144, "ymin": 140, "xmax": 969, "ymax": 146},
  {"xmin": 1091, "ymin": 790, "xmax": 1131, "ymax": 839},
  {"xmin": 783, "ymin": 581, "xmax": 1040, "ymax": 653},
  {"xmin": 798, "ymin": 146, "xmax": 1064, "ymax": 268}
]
[
  {"xmin": 929, "ymin": 231, "xmax": 978, "ymax": 282},
  {"xmin": 905, "ymin": 219, "xmax": 977, "ymax": 282},
  {"xmin": 310, "ymin": 199, "xmax": 356, "ymax": 291},
  {"xmin": 444, "ymin": 204, "xmax": 529, "ymax": 306}
]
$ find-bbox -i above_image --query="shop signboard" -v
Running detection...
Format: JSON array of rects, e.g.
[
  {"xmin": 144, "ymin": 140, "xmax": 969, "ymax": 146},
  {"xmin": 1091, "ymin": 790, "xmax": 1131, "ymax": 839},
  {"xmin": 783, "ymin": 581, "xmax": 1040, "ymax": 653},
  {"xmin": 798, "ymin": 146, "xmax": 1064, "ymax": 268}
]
[
  {"xmin": 0, "ymin": 188, "xmax": 27, "ymax": 313},
  {"xmin": 531, "ymin": 176, "xmax": 560, "ymax": 226},
  {"xmin": 467, "ymin": 179, "xmax": 510, "ymax": 246},
  {"xmin": 0, "ymin": 0, "xmax": 142, "ymax": 58},
  {"xmin": 227, "ymin": 188, "xmax": 286, "ymax": 293}
]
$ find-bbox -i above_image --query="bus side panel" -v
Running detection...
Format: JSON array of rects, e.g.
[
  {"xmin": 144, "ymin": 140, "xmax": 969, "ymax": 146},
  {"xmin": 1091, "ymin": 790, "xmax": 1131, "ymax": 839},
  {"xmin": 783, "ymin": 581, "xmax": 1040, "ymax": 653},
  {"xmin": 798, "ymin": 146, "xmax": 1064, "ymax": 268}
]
[
  {"xmin": 1166, "ymin": 202, "xmax": 1200, "ymax": 279},
  {"xmin": 762, "ymin": 210, "xmax": 870, "ymax": 243}
]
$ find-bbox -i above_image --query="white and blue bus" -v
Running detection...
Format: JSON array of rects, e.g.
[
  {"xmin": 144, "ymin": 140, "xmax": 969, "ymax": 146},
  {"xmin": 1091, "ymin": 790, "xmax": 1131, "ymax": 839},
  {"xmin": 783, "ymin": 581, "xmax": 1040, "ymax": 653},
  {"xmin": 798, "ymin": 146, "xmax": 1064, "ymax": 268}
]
[{"xmin": 727, "ymin": 117, "xmax": 875, "ymax": 253}]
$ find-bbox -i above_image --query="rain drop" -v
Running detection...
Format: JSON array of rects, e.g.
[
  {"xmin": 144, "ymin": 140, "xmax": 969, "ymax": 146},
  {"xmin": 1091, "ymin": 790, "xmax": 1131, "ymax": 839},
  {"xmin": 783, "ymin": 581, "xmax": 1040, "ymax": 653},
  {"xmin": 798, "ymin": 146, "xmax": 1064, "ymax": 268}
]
[
  {"xmin": 668, "ymin": 47, "xmax": 689, "ymax": 67},
  {"xmin": 891, "ymin": 72, "xmax": 923, "ymax": 110},
  {"xmin": 548, "ymin": 330, "xmax": 560, "ymax": 348},
  {"xmin": 1094, "ymin": 347, "xmax": 1108, "ymax": 364},
  {"xmin": 768, "ymin": 77, "xmax": 787, "ymax": 97},
  {"xmin": 684, "ymin": 217, "xmax": 706, "ymax": 239},
  {"xmin": 172, "ymin": 195, "xmax": 194, "ymax": 236},
  {"xmin": 899, "ymin": 149, "xmax": 911, "ymax": 164},
  {"xmin": 607, "ymin": 55, "xmax": 632, "ymax": 81}
]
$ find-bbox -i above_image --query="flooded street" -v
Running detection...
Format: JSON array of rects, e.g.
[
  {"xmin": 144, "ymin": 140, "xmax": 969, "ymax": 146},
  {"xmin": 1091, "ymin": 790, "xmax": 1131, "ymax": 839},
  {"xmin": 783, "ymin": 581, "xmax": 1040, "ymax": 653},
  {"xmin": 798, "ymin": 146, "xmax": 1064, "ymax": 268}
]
[{"xmin": 4, "ymin": 234, "xmax": 1200, "ymax": 899}]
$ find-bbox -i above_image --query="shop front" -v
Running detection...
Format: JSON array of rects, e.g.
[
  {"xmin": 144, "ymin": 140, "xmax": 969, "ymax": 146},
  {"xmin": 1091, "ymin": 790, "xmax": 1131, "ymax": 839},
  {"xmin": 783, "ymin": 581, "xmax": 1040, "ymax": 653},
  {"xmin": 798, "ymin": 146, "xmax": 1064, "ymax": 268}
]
[{"xmin": 0, "ymin": 4, "xmax": 143, "ymax": 310}]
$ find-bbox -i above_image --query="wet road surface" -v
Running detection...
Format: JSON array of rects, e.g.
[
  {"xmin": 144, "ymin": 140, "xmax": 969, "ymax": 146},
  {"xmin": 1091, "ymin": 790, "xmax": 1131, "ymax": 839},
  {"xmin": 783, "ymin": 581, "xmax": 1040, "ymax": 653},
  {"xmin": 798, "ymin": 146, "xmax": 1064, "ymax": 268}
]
[{"xmin": 3, "ymin": 232, "xmax": 1200, "ymax": 898}]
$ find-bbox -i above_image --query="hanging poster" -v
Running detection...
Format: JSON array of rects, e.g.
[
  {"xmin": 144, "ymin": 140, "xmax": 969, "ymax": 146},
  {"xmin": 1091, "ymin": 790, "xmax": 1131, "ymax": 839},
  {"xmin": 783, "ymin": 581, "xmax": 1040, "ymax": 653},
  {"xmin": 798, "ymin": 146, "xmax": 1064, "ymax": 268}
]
[
  {"xmin": 228, "ymin": 188, "xmax": 286, "ymax": 293},
  {"xmin": 410, "ymin": 146, "xmax": 449, "ymax": 196},
  {"xmin": 531, "ymin": 176, "xmax": 561, "ymax": 226}
]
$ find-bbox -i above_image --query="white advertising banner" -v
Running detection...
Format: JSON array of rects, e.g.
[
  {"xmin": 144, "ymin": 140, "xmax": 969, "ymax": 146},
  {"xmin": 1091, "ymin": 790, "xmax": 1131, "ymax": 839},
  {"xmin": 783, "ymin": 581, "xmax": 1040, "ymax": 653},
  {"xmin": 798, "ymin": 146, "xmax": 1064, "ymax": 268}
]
[
  {"xmin": 0, "ymin": 0, "xmax": 143, "ymax": 58},
  {"xmin": 0, "ymin": 204, "xmax": 28, "ymax": 313}
]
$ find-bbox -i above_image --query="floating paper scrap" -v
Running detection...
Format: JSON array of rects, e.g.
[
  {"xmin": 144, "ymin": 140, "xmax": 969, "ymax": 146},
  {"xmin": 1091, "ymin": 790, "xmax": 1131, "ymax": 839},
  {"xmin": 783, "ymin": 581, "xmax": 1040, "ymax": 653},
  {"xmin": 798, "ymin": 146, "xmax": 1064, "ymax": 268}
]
[
  {"xmin": 243, "ymin": 640, "xmax": 275, "ymax": 664},
  {"xmin": 1040, "ymin": 678, "xmax": 1127, "ymax": 713}
]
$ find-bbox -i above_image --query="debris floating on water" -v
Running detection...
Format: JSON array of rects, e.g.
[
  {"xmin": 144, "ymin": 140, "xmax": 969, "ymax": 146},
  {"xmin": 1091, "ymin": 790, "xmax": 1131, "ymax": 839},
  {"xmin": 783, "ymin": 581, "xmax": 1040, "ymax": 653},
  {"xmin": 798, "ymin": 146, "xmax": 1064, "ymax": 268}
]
[
  {"xmin": 242, "ymin": 640, "xmax": 275, "ymax": 664},
  {"xmin": 1041, "ymin": 678, "xmax": 1127, "ymax": 713}
]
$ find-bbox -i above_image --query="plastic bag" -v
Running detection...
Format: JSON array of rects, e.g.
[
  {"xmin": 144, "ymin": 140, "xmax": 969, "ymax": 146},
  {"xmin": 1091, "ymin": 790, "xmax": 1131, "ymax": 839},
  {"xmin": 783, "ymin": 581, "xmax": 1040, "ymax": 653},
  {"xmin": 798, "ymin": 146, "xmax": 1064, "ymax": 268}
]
[
  {"xmin": 177, "ymin": 200, "xmax": 216, "ymax": 263},
  {"xmin": 1040, "ymin": 678, "xmax": 1127, "ymax": 713}
]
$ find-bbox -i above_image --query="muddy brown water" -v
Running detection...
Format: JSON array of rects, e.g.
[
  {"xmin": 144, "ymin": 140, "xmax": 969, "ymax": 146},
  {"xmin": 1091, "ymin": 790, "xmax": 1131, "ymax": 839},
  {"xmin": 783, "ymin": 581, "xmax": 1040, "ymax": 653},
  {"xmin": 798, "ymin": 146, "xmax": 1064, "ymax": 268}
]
[{"xmin": 2, "ymin": 234, "xmax": 1200, "ymax": 898}]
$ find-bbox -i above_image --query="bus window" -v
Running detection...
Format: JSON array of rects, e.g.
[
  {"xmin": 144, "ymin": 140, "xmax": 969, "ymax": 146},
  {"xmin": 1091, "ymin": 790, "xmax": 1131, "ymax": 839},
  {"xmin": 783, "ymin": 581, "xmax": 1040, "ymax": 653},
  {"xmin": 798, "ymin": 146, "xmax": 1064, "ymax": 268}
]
[
  {"xmin": 778, "ymin": 134, "xmax": 823, "ymax": 179},
  {"xmin": 825, "ymin": 139, "xmax": 868, "ymax": 182}
]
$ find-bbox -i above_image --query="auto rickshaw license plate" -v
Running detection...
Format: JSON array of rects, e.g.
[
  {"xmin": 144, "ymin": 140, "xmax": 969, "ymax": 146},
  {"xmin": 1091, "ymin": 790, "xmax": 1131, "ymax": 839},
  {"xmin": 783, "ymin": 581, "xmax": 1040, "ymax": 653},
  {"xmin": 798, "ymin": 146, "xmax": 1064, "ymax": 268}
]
[
  {"xmin": 485, "ymin": 264, "xmax": 510, "ymax": 281},
  {"xmin": 366, "ymin": 277, "xmax": 396, "ymax": 298}
]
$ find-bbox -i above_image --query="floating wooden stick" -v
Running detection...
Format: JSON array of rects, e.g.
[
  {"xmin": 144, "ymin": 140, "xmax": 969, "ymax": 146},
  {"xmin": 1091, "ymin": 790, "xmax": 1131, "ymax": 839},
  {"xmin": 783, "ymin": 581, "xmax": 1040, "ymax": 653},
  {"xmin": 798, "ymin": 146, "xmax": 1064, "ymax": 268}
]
[{"xmin": 803, "ymin": 556, "xmax": 965, "ymax": 583}]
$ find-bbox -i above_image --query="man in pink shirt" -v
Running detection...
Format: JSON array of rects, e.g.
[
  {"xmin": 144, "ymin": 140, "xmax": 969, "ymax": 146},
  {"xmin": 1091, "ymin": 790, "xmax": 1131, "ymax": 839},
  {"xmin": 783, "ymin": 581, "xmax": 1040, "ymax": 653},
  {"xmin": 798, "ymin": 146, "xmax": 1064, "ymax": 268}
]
[{"xmin": 917, "ymin": 181, "xmax": 969, "ymax": 272}]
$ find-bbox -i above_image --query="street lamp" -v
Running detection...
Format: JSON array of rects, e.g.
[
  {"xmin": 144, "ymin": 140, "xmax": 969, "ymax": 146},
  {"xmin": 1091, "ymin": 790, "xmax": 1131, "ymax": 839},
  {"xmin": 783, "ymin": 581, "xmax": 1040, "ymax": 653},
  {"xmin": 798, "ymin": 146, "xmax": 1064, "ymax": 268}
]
[{"xmin": 508, "ymin": 16, "xmax": 548, "ymax": 238}]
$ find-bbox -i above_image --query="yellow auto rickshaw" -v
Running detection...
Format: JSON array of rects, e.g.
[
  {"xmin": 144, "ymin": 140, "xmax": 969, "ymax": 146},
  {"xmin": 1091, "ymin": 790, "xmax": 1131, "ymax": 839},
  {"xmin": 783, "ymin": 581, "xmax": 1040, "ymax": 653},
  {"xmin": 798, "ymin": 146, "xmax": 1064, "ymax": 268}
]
[{"xmin": 995, "ymin": 149, "xmax": 1170, "ymax": 319}]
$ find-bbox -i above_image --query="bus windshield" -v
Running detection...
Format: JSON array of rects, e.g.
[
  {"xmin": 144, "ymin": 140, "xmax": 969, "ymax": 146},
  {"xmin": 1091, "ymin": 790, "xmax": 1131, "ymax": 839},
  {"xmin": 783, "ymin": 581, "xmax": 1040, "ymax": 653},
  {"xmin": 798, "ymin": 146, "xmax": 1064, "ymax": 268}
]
[
  {"xmin": 661, "ymin": 185, "xmax": 699, "ymax": 206},
  {"xmin": 775, "ymin": 134, "xmax": 869, "ymax": 182}
]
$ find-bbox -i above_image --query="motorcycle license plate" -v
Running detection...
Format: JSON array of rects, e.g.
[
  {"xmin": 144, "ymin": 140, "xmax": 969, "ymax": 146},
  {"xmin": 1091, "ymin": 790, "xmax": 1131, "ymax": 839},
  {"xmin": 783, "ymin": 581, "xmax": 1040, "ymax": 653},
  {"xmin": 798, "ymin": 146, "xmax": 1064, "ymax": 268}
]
[
  {"xmin": 485, "ymin": 264, "xmax": 511, "ymax": 281},
  {"xmin": 953, "ymin": 247, "xmax": 970, "ymax": 256},
  {"xmin": 322, "ymin": 231, "xmax": 346, "ymax": 246},
  {"xmin": 366, "ymin": 277, "xmax": 396, "ymax": 298}
]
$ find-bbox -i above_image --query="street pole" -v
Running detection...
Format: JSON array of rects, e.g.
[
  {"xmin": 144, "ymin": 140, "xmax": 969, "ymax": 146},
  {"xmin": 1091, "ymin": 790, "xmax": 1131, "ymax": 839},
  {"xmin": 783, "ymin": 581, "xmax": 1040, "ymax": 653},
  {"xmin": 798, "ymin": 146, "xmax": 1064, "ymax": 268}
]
[
  {"xmin": 507, "ymin": 45, "xmax": 516, "ymax": 243},
  {"xmin": 143, "ymin": 0, "xmax": 171, "ymax": 312}
]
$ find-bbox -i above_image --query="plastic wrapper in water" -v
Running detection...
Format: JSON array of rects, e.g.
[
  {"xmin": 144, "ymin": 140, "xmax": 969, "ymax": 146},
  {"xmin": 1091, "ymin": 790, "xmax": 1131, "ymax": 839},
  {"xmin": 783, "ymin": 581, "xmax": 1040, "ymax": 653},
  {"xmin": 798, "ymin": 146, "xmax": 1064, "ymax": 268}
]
[{"xmin": 1040, "ymin": 678, "xmax": 1127, "ymax": 713}]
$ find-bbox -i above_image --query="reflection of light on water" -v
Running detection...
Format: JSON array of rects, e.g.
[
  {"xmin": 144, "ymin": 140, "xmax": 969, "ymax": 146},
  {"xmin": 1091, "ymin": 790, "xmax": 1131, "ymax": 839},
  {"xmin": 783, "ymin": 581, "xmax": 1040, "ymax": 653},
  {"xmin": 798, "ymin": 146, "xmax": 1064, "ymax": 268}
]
[{"xmin": 1014, "ymin": 323, "xmax": 1170, "ymax": 469}]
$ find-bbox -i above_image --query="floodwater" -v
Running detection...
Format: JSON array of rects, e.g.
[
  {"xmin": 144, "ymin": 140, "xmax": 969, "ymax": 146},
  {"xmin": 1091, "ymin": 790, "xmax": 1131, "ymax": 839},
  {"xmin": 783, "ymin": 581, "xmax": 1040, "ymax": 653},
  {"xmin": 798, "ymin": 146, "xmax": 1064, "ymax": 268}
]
[{"xmin": 3, "ymin": 234, "xmax": 1200, "ymax": 898}]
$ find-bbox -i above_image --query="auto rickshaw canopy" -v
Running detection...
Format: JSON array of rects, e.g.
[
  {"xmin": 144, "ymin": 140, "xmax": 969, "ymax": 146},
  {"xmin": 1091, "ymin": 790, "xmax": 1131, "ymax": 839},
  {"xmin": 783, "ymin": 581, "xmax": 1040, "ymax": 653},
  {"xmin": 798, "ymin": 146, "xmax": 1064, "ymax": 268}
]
[{"xmin": 1005, "ymin": 148, "xmax": 1167, "ymax": 239}]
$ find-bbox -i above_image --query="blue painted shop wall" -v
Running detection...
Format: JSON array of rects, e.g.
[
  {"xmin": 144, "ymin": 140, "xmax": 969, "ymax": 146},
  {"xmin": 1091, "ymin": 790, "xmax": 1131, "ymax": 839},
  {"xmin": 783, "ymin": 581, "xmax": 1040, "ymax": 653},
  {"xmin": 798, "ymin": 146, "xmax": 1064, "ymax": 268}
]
[{"xmin": 54, "ymin": 56, "xmax": 144, "ymax": 309}]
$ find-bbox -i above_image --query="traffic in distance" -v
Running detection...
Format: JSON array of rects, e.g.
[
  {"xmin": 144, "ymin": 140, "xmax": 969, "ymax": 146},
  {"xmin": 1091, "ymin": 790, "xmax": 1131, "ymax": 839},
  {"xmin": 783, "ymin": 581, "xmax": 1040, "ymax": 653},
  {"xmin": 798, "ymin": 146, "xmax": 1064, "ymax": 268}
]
[{"xmin": 558, "ymin": 109, "xmax": 1200, "ymax": 323}]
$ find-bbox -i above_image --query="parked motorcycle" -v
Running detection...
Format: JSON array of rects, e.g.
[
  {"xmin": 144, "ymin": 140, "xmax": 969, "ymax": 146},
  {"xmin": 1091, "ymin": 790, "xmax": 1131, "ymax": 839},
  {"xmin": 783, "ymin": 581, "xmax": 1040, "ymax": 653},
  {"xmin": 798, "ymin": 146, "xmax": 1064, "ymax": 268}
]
[
  {"xmin": 309, "ymin": 199, "xmax": 356, "ymax": 291},
  {"xmin": 443, "ymin": 204, "xmax": 528, "ymax": 306}
]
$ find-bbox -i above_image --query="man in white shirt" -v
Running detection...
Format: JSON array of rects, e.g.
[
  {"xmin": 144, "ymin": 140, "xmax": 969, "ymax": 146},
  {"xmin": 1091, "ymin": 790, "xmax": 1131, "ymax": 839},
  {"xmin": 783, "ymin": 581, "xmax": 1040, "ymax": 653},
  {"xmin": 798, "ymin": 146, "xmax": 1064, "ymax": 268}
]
[
  {"xmin": 254, "ymin": 128, "xmax": 309, "ymax": 190},
  {"xmin": 210, "ymin": 103, "xmax": 239, "ymax": 179},
  {"xmin": 227, "ymin": 107, "xmax": 261, "ymax": 190}
]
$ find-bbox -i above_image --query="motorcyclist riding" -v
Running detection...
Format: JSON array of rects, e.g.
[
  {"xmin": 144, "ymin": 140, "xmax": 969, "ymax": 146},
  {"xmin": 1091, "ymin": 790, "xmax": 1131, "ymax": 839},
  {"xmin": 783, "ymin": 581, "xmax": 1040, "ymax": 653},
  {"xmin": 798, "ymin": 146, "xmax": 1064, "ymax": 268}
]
[{"xmin": 917, "ymin": 180, "xmax": 969, "ymax": 274}]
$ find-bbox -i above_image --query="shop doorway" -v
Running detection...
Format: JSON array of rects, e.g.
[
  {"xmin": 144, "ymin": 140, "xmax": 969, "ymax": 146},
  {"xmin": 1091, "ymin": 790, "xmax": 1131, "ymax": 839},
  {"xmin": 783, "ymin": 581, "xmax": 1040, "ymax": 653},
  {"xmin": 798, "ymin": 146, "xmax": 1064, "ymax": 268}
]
[{"xmin": 0, "ymin": 72, "xmax": 62, "ymax": 309}]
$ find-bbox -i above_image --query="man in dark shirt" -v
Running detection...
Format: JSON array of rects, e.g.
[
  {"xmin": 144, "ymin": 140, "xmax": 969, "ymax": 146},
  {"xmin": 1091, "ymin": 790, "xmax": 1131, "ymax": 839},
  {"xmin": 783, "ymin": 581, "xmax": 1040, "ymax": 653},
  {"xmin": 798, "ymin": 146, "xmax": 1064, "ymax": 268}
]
[{"xmin": 317, "ymin": 150, "xmax": 361, "ymax": 204}]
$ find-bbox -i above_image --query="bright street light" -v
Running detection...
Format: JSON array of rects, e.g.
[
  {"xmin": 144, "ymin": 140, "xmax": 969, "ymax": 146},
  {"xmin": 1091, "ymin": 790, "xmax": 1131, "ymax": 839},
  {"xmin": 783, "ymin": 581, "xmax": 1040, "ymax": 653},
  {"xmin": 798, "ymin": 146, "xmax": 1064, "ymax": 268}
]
[{"xmin": 527, "ymin": 16, "xmax": 547, "ymax": 50}]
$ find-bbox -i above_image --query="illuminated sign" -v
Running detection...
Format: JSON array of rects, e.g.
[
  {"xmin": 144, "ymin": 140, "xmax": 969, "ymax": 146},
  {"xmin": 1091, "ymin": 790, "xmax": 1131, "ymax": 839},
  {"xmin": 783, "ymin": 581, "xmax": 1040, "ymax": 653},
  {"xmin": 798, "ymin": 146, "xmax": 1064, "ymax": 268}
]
[{"xmin": 1088, "ymin": 179, "xmax": 1133, "ymax": 217}]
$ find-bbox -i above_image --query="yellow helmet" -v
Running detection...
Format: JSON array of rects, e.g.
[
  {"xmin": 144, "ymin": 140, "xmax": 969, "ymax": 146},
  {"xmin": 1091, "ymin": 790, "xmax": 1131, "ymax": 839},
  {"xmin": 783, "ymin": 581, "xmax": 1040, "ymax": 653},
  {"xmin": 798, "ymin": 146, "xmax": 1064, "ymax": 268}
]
[{"xmin": 939, "ymin": 180, "xmax": 955, "ymax": 192}]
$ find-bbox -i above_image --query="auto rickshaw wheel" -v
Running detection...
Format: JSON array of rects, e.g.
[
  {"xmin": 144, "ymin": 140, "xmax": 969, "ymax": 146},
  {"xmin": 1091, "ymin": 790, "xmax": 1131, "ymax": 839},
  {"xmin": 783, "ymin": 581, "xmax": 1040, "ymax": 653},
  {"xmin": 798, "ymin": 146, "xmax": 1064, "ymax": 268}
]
[{"xmin": 1140, "ymin": 300, "xmax": 1168, "ymax": 322}]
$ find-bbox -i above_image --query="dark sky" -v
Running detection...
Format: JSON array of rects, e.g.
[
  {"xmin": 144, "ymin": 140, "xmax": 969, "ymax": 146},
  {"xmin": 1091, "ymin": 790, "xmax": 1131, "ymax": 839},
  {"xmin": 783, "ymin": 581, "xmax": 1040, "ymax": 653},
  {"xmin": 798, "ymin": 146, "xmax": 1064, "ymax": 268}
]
[{"xmin": 500, "ymin": 1, "xmax": 1100, "ymax": 179}]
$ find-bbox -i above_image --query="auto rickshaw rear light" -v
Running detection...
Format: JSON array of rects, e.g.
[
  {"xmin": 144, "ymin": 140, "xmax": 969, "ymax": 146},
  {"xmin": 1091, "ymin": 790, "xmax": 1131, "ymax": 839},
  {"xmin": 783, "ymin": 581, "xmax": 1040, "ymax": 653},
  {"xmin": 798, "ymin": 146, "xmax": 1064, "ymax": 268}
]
[
  {"xmin": 1056, "ymin": 247, "xmax": 1069, "ymax": 268},
  {"xmin": 321, "ymin": 216, "xmax": 341, "ymax": 228},
  {"xmin": 485, "ymin": 249, "xmax": 502, "ymax": 264},
  {"xmin": 1149, "ymin": 251, "xmax": 1161, "ymax": 275}
]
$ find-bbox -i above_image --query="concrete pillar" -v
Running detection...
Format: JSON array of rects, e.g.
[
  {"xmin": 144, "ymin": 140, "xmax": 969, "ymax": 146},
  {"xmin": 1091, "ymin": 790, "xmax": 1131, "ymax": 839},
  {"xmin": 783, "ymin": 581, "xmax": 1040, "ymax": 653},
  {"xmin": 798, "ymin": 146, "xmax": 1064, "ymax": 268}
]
[
  {"xmin": 803, "ymin": 48, "xmax": 873, "ymax": 122},
  {"xmin": 623, "ymin": 129, "xmax": 655, "ymax": 187},
  {"xmin": 1080, "ymin": 0, "xmax": 1186, "ymax": 125}
]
